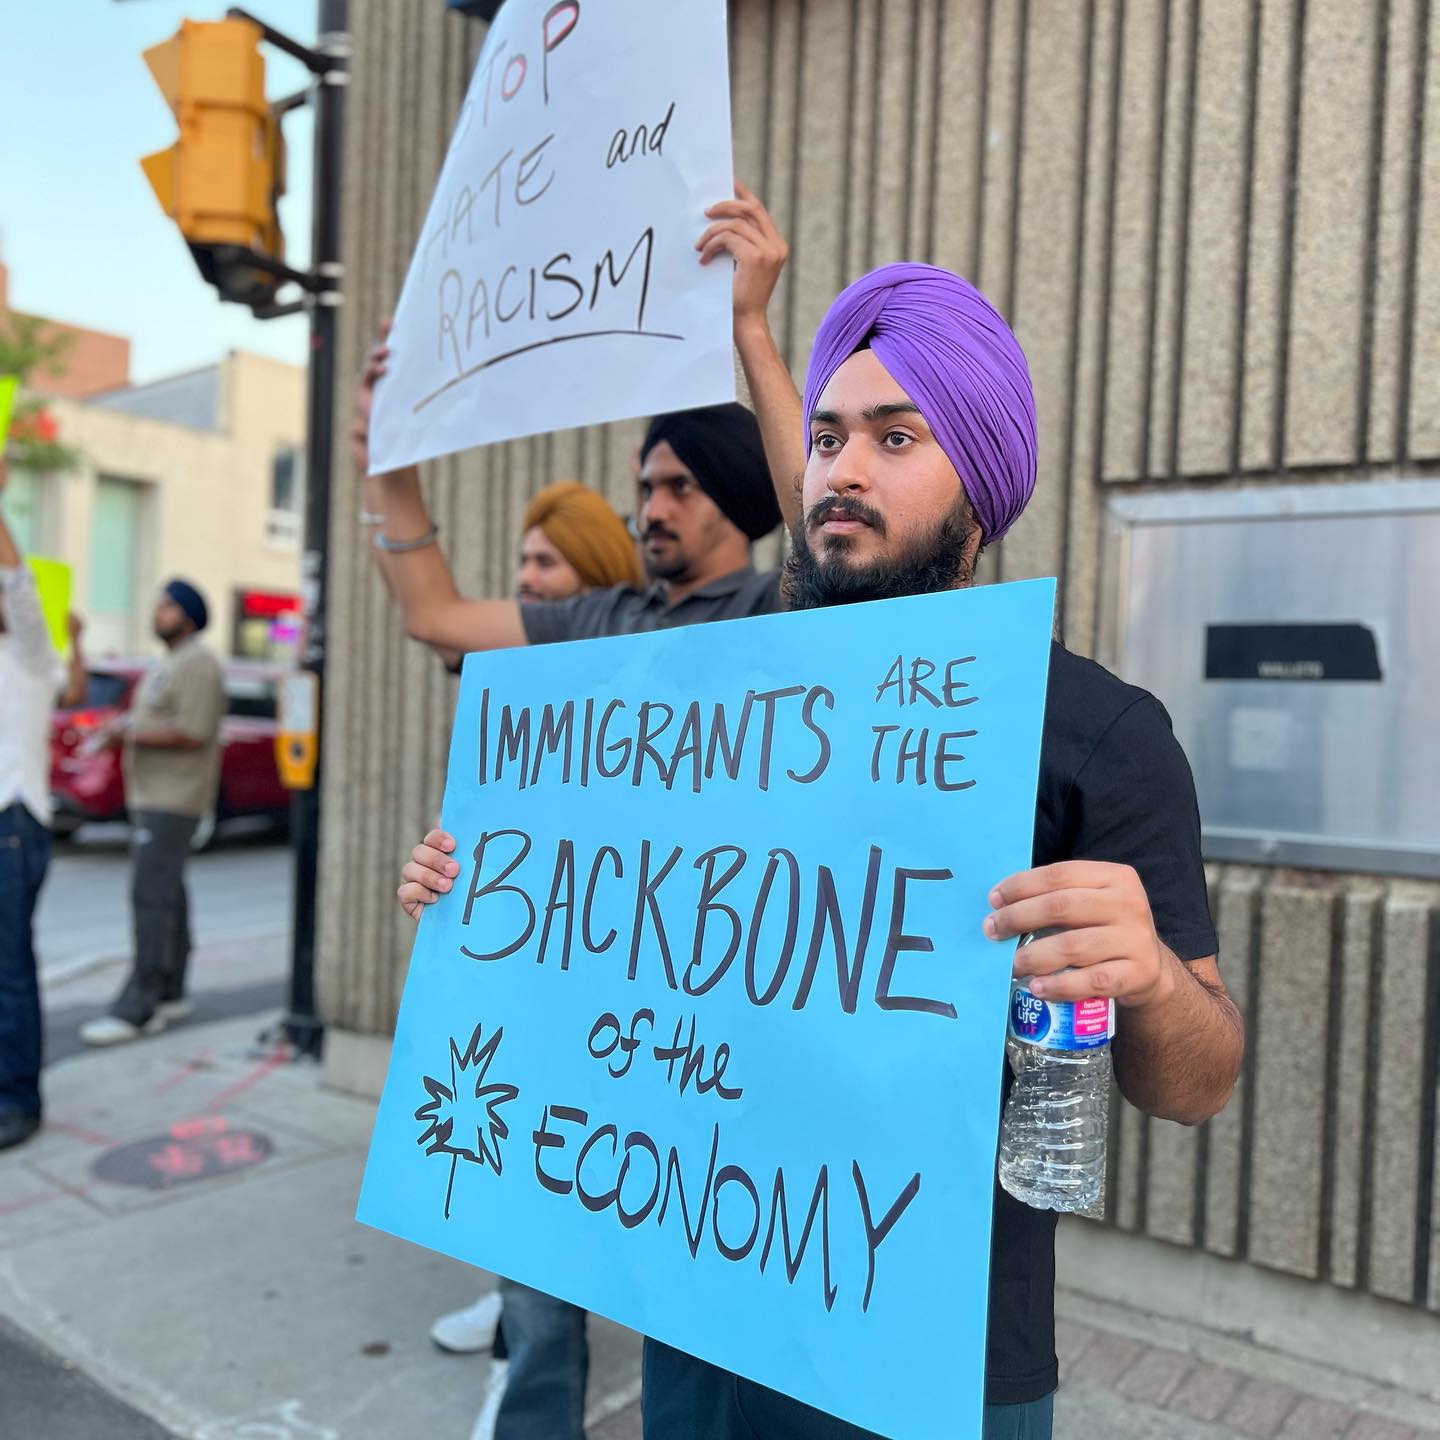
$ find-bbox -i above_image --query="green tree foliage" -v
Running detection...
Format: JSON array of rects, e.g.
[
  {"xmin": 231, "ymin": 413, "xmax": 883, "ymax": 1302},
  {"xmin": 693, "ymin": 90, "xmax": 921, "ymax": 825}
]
[{"xmin": 0, "ymin": 313, "xmax": 81, "ymax": 473}]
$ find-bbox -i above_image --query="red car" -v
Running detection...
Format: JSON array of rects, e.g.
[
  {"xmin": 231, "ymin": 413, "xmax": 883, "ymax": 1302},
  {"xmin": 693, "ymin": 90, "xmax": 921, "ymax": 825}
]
[{"xmin": 49, "ymin": 659, "xmax": 292, "ymax": 843}]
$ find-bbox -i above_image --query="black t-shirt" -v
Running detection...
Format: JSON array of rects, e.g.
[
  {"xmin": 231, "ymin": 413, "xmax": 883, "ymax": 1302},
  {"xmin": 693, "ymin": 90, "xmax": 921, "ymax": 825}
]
[
  {"xmin": 985, "ymin": 641, "xmax": 1217, "ymax": 1405},
  {"xmin": 525, "ymin": 582, "xmax": 1215, "ymax": 1416}
]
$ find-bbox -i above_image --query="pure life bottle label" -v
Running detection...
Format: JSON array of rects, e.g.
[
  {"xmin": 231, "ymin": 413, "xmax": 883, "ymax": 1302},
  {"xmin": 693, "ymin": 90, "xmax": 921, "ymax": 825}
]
[{"xmin": 1009, "ymin": 983, "xmax": 1116, "ymax": 1052}]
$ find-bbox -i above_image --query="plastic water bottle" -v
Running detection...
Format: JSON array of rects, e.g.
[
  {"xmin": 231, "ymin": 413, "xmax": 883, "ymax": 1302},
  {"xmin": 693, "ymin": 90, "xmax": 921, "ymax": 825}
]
[{"xmin": 997, "ymin": 951, "xmax": 1115, "ymax": 1212}]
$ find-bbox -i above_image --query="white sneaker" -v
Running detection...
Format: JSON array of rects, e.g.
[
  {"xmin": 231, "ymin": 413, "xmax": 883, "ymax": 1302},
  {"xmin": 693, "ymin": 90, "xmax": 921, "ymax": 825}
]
[
  {"xmin": 157, "ymin": 998, "xmax": 193, "ymax": 1023},
  {"xmin": 430, "ymin": 1291, "xmax": 503, "ymax": 1354},
  {"xmin": 79, "ymin": 1013, "xmax": 166, "ymax": 1047}
]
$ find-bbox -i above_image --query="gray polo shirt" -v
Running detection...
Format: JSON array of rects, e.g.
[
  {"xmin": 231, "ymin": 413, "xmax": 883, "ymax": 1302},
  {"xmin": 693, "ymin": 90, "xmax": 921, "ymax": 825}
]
[
  {"xmin": 123, "ymin": 638, "xmax": 225, "ymax": 818},
  {"xmin": 519, "ymin": 567, "xmax": 782, "ymax": 645}
]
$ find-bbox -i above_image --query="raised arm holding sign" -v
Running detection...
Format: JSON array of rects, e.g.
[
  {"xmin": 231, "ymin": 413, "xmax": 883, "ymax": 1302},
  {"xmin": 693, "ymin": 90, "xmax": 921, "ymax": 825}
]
[
  {"xmin": 353, "ymin": 182, "xmax": 802, "ymax": 660},
  {"xmin": 367, "ymin": 0, "xmax": 752, "ymax": 473}
]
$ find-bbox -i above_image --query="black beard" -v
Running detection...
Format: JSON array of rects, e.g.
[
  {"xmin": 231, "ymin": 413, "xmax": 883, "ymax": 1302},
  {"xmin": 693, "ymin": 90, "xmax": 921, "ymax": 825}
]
[
  {"xmin": 643, "ymin": 550, "xmax": 690, "ymax": 583},
  {"xmin": 642, "ymin": 527, "xmax": 691, "ymax": 583},
  {"xmin": 782, "ymin": 498, "xmax": 979, "ymax": 610}
]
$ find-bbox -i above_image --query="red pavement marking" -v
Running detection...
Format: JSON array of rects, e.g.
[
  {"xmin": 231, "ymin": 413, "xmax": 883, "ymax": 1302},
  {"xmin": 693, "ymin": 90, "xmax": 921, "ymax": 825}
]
[
  {"xmin": 44, "ymin": 1119, "xmax": 121, "ymax": 1148},
  {"xmin": 201, "ymin": 1045, "xmax": 289, "ymax": 1113},
  {"xmin": 0, "ymin": 1189, "xmax": 65, "ymax": 1218},
  {"xmin": 151, "ymin": 1051, "xmax": 216, "ymax": 1096},
  {"xmin": 0, "ymin": 1179, "xmax": 100, "ymax": 1218}
]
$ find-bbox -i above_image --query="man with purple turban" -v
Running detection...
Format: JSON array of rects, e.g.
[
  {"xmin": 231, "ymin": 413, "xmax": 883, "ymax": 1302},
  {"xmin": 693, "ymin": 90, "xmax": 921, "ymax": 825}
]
[
  {"xmin": 394, "ymin": 214, "xmax": 1243, "ymax": 1436},
  {"xmin": 636, "ymin": 264, "xmax": 1243, "ymax": 1438}
]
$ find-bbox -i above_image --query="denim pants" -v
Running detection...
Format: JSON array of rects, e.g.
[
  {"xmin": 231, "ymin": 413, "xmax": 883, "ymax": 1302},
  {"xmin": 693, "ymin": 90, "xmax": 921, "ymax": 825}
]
[
  {"xmin": 0, "ymin": 803, "xmax": 51, "ymax": 1118},
  {"xmin": 641, "ymin": 1341, "xmax": 1054, "ymax": 1440},
  {"xmin": 494, "ymin": 1278, "xmax": 589, "ymax": 1440},
  {"xmin": 111, "ymin": 810, "xmax": 198, "ymax": 1026}
]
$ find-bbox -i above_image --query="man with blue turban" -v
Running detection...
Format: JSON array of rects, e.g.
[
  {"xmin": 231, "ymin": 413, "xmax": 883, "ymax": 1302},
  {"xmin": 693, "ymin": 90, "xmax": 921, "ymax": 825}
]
[{"xmin": 81, "ymin": 579, "xmax": 225, "ymax": 1047}]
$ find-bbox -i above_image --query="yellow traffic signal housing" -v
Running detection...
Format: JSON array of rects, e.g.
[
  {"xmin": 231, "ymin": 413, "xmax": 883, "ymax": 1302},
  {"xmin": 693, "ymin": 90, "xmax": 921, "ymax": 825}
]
[{"xmin": 141, "ymin": 17, "xmax": 286, "ymax": 306}]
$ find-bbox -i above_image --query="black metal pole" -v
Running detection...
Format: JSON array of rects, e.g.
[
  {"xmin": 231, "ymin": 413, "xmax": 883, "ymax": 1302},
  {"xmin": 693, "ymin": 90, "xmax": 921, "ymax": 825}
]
[{"xmin": 284, "ymin": 0, "xmax": 349, "ymax": 1057}]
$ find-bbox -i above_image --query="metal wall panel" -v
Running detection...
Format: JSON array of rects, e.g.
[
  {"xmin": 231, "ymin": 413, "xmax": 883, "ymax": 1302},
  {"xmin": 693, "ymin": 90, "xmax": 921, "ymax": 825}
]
[
  {"xmin": 320, "ymin": 0, "xmax": 1440, "ymax": 1312},
  {"xmin": 1105, "ymin": 483, "xmax": 1440, "ymax": 879}
]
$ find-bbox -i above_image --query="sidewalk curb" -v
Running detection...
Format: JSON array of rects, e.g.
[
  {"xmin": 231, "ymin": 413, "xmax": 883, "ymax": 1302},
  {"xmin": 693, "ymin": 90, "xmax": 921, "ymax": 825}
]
[
  {"xmin": 41, "ymin": 925, "xmax": 289, "ymax": 990},
  {"xmin": 0, "ymin": 1258, "xmax": 198, "ymax": 1437}
]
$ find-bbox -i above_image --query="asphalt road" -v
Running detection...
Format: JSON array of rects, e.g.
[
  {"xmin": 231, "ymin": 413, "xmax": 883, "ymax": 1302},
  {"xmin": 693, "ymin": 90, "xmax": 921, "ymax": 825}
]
[
  {"xmin": 36, "ymin": 821, "xmax": 293, "ymax": 980},
  {"xmin": 0, "ymin": 1316, "xmax": 175, "ymax": 1440}
]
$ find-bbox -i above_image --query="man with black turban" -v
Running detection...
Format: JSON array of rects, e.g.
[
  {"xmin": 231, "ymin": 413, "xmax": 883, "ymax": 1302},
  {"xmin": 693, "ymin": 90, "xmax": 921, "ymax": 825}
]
[{"xmin": 354, "ymin": 379, "xmax": 786, "ymax": 652}]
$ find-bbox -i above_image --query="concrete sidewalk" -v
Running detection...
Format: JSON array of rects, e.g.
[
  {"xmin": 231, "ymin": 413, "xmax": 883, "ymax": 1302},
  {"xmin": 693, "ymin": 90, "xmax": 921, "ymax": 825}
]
[
  {"xmin": 2, "ymin": 984, "xmax": 1437, "ymax": 1440},
  {"xmin": 0, "ymin": 1002, "xmax": 640, "ymax": 1440}
]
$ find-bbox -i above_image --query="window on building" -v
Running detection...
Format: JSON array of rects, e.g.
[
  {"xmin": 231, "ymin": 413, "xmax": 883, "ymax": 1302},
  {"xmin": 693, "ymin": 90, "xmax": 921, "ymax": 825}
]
[
  {"xmin": 1, "ymin": 467, "xmax": 44, "ymax": 554},
  {"xmin": 233, "ymin": 587, "xmax": 302, "ymax": 663},
  {"xmin": 88, "ymin": 475, "xmax": 146, "ymax": 654},
  {"xmin": 267, "ymin": 447, "xmax": 304, "ymax": 546}
]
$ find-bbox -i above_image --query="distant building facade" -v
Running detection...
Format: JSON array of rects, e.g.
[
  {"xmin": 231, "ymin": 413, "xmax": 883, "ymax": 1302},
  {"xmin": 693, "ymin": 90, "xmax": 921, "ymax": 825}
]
[{"xmin": 8, "ymin": 349, "xmax": 304, "ymax": 661}]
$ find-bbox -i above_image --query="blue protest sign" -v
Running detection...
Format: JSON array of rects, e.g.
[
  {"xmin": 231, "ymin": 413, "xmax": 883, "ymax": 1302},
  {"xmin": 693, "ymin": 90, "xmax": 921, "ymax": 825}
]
[{"xmin": 358, "ymin": 577, "xmax": 1056, "ymax": 1438}]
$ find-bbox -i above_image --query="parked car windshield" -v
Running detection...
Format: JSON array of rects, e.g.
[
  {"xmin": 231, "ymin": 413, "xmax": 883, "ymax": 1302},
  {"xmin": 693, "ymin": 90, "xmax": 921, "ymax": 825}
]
[
  {"xmin": 80, "ymin": 672, "xmax": 133, "ymax": 710},
  {"xmin": 225, "ymin": 676, "xmax": 279, "ymax": 720}
]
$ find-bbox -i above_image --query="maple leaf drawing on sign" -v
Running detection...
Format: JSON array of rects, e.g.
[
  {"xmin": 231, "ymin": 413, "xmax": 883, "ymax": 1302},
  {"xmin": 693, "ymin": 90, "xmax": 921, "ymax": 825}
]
[{"xmin": 414, "ymin": 1023, "xmax": 520, "ymax": 1220}]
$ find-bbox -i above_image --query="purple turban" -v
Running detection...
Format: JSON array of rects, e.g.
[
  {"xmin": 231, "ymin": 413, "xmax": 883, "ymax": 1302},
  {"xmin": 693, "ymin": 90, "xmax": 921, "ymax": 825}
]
[{"xmin": 801, "ymin": 263, "xmax": 1037, "ymax": 543}]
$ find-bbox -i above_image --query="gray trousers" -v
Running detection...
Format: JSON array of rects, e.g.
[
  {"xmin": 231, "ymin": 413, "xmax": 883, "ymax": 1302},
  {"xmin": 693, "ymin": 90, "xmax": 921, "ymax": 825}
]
[{"xmin": 112, "ymin": 810, "xmax": 199, "ymax": 1026}]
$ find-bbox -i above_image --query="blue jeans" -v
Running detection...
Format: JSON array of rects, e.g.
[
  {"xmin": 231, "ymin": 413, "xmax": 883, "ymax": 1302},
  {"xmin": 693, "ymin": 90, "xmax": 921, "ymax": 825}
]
[
  {"xmin": 495, "ymin": 1279, "xmax": 589, "ymax": 1440},
  {"xmin": 641, "ymin": 1341, "xmax": 1054, "ymax": 1439},
  {"xmin": 0, "ymin": 804, "xmax": 51, "ymax": 1118}
]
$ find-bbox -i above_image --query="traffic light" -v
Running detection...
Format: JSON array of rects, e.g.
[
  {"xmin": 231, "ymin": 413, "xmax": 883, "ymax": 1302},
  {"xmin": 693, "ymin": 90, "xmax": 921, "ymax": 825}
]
[{"xmin": 141, "ymin": 17, "xmax": 286, "ymax": 308}]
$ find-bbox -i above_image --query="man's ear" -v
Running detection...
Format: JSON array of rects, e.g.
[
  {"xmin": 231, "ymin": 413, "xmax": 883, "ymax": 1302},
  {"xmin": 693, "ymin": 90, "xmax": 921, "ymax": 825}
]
[{"xmin": 963, "ymin": 498, "xmax": 987, "ymax": 567}]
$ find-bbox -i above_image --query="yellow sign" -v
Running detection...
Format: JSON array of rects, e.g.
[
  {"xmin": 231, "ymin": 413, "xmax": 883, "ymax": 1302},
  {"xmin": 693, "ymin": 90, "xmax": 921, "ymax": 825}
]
[
  {"xmin": 26, "ymin": 556, "xmax": 72, "ymax": 657},
  {"xmin": 276, "ymin": 669, "xmax": 318, "ymax": 789},
  {"xmin": 0, "ymin": 375, "xmax": 17, "ymax": 450}
]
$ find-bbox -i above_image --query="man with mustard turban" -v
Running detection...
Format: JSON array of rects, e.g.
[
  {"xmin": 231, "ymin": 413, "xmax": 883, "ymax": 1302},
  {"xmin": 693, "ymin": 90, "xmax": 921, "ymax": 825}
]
[
  {"xmin": 635, "ymin": 264, "xmax": 1243, "ymax": 1438},
  {"xmin": 515, "ymin": 481, "xmax": 642, "ymax": 602}
]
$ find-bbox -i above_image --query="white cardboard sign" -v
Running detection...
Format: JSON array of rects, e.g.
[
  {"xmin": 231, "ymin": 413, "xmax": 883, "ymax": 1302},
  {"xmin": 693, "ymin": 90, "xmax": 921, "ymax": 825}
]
[{"xmin": 368, "ymin": 0, "xmax": 737, "ymax": 474}]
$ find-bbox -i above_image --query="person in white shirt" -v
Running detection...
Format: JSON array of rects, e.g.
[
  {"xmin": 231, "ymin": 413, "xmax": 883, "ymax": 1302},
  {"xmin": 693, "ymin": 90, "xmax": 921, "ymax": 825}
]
[{"xmin": 0, "ymin": 454, "xmax": 86, "ymax": 1151}]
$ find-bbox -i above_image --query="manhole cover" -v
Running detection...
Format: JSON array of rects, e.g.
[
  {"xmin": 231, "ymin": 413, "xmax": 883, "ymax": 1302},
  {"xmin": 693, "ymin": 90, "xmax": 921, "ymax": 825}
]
[{"xmin": 91, "ymin": 1116, "xmax": 273, "ymax": 1189}]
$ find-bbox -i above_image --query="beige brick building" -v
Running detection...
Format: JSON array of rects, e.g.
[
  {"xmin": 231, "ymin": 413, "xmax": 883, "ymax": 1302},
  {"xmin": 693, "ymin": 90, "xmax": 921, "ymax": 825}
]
[
  {"xmin": 11, "ymin": 350, "xmax": 305, "ymax": 660},
  {"xmin": 316, "ymin": 0, "xmax": 1440, "ymax": 1368}
]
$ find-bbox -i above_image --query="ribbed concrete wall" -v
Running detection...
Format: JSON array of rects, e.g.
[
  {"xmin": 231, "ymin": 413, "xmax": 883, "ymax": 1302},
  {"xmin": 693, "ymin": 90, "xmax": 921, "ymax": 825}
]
[{"xmin": 318, "ymin": 1, "xmax": 1440, "ymax": 1311}]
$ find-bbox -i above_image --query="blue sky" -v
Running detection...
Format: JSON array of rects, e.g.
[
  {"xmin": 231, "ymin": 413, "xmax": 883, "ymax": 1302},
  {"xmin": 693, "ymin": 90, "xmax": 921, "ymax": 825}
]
[{"xmin": 1, "ymin": 1, "xmax": 318, "ymax": 383}]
